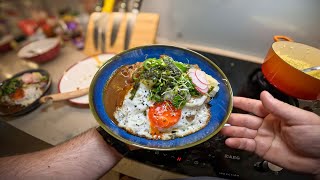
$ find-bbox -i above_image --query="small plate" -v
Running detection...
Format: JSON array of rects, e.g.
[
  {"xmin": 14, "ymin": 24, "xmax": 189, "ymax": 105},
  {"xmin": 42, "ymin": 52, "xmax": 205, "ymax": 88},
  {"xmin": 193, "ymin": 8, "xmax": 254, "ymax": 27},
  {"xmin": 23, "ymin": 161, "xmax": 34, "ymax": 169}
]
[
  {"xmin": 59, "ymin": 54, "xmax": 114, "ymax": 105},
  {"xmin": 89, "ymin": 45, "xmax": 233, "ymax": 150}
]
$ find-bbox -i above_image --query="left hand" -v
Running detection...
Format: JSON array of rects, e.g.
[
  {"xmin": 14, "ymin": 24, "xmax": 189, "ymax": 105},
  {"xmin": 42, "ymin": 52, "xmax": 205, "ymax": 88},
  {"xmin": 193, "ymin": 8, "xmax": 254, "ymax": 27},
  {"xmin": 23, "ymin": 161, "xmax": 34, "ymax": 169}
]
[{"xmin": 220, "ymin": 91, "xmax": 320, "ymax": 176}]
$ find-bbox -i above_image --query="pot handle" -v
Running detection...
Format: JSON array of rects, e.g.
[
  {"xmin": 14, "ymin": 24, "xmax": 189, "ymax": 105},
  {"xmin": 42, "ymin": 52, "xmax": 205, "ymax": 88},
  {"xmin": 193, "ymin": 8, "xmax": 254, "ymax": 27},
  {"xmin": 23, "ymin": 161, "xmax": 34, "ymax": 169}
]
[{"xmin": 274, "ymin": 35, "xmax": 293, "ymax": 42}]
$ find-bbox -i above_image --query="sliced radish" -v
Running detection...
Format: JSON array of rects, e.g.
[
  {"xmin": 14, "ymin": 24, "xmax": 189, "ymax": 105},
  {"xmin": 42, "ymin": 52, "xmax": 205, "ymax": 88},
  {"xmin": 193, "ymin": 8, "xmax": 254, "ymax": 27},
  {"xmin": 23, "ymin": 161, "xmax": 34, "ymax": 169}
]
[
  {"xmin": 196, "ymin": 86, "xmax": 208, "ymax": 94},
  {"xmin": 189, "ymin": 72, "xmax": 207, "ymax": 89},
  {"xmin": 195, "ymin": 70, "xmax": 209, "ymax": 85},
  {"xmin": 188, "ymin": 68, "xmax": 196, "ymax": 74},
  {"xmin": 196, "ymin": 83, "xmax": 209, "ymax": 90},
  {"xmin": 21, "ymin": 73, "xmax": 33, "ymax": 84}
]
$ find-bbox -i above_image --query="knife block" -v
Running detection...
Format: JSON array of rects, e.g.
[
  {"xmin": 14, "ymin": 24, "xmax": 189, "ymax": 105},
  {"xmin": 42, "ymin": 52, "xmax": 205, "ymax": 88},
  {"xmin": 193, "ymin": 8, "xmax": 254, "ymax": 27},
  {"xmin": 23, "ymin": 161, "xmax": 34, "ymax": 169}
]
[{"xmin": 84, "ymin": 12, "xmax": 160, "ymax": 55}]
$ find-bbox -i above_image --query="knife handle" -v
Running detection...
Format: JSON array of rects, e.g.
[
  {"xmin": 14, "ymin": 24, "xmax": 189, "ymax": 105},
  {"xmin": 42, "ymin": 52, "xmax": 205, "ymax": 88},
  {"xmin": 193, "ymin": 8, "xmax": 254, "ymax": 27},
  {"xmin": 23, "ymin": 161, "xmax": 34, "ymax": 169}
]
[
  {"xmin": 95, "ymin": 0, "xmax": 104, "ymax": 12},
  {"xmin": 118, "ymin": 0, "xmax": 128, "ymax": 12},
  {"xmin": 102, "ymin": 0, "xmax": 115, "ymax": 12},
  {"xmin": 132, "ymin": 0, "xmax": 143, "ymax": 13}
]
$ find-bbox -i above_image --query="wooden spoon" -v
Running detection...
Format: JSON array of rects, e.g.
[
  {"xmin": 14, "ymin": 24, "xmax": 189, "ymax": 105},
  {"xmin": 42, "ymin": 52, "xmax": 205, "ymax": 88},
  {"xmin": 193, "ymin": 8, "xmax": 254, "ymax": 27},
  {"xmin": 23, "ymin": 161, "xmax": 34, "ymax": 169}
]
[{"xmin": 39, "ymin": 87, "xmax": 89, "ymax": 104}]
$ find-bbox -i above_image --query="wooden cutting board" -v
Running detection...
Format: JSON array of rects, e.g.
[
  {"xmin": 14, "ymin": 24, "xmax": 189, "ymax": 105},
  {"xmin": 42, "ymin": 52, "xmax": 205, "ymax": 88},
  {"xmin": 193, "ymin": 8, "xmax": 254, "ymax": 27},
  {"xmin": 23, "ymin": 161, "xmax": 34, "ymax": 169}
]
[{"xmin": 84, "ymin": 12, "xmax": 160, "ymax": 55}]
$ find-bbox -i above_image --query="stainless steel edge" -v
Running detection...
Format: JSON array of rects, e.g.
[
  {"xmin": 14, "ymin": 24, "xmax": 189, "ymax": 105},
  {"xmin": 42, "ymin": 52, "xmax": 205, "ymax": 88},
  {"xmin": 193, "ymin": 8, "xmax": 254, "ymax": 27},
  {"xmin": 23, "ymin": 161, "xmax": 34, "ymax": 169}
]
[
  {"xmin": 124, "ymin": 0, "xmax": 143, "ymax": 50},
  {"xmin": 93, "ymin": 14, "xmax": 101, "ymax": 51},
  {"xmin": 124, "ymin": 15, "xmax": 136, "ymax": 50},
  {"xmin": 110, "ymin": 0, "xmax": 128, "ymax": 47},
  {"xmin": 100, "ymin": 13, "xmax": 109, "ymax": 53},
  {"xmin": 110, "ymin": 13, "xmax": 123, "ymax": 47}
]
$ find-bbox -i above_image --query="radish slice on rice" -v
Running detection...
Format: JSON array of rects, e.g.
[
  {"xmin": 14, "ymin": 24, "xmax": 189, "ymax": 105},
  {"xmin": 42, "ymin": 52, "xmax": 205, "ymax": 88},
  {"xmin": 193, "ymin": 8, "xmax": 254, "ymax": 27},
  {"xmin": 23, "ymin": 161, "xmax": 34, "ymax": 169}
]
[
  {"xmin": 188, "ymin": 68, "xmax": 196, "ymax": 74},
  {"xmin": 196, "ymin": 86, "xmax": 208, "ymax": 94},
  {"xmin": 21, "ymin": 73, "xmax": 33, "ymax": 84},
  {"xmin": 189, "ymin": 71, "xmax": 207, "ymax": 89},
  {"xmin": 195, "ymin": 70, "xmax": 209, "ymax": 85}
]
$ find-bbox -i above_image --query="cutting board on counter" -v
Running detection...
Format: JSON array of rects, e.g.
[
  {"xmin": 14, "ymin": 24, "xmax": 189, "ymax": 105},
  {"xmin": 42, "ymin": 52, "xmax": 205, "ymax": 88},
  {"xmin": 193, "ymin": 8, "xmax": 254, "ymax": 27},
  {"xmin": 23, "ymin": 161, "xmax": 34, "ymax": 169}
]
[{"xmin": 84, "ymin": 12, "xmax": 159, "ymax": 55}]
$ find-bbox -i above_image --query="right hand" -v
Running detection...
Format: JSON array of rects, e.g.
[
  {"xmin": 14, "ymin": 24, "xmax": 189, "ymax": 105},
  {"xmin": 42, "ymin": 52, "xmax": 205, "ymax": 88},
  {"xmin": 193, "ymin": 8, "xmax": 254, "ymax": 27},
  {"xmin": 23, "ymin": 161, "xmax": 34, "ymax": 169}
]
[{"xmin": 221, "ymin": 91, "xmax": 320, "ymax": 177}]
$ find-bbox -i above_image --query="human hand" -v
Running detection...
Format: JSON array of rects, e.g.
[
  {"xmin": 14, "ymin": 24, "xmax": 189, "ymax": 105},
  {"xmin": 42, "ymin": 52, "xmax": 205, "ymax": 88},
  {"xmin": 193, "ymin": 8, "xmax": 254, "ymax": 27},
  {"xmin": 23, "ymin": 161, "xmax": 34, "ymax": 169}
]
[{"xmin": 221, "ymin": 91, "xmax": 320, "ymax": 177}]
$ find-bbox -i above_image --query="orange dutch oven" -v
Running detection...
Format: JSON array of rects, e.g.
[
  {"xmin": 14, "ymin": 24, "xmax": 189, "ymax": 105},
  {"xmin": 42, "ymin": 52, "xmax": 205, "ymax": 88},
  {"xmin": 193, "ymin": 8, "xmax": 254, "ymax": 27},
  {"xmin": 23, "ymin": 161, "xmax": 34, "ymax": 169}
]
[{"xmin": 261, "ymin": 35, "xmax": 320, "ymax": 100}]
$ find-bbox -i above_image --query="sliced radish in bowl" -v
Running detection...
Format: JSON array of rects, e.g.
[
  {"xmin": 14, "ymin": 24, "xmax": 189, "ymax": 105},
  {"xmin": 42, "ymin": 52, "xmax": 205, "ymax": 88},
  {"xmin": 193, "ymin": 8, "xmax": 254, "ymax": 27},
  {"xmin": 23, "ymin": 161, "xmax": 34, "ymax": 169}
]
[
  {"xmin": 188, "ymin": 68, "xmax": 196, "ymax": 74},
  {"xmin": 195, "ymin": 70, "xmax": 209, "ymax": 85},
  {"xmin": 196, "ymin": 86, "xmax": 208, "ymax": 94},
  {"xmin": 189, "ymin": 71, "xmax": 207, "ymax": 89}
]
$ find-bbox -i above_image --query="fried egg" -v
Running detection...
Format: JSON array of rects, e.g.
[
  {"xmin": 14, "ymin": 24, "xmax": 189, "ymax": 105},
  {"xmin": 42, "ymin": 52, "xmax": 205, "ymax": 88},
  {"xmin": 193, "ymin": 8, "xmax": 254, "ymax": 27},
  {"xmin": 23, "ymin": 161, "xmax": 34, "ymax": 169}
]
[{"xmin": 114, "ymin": 83, "xmax": 211, "ymax": 140}]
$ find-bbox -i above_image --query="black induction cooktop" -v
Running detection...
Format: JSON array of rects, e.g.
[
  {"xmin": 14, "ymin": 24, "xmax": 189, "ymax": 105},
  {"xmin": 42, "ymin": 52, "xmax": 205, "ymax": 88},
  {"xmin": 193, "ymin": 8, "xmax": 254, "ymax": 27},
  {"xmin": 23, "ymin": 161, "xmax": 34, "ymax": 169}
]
[{"xmin": 121, "ymin": 51, "xmax": 313, "ymax": 180}]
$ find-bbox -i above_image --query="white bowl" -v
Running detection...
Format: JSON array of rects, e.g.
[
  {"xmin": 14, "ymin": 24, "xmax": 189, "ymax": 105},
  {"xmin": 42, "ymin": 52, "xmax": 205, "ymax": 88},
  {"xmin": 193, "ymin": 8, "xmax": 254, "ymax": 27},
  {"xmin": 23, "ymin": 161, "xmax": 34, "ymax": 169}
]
[{"xmin": 18, "ymin": 38, "xmax": 60, "ymax": 63}]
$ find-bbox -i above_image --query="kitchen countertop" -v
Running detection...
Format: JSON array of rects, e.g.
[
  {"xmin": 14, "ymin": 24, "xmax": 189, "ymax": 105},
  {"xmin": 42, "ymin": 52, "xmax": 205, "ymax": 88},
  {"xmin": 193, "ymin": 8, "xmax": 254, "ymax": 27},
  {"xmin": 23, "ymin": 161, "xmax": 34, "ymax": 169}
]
[
  {"xmin": 0, "ymin": 44, "xmax": 188, "ymax": 179},
  {"xmin": 0, "ymin": 44, "xmax": 99, "ymax": 145}
]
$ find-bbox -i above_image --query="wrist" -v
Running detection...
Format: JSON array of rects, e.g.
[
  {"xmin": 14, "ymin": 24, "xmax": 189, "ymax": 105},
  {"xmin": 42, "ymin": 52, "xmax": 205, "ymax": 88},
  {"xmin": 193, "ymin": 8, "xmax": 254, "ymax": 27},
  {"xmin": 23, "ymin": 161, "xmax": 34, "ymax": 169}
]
[
  {"xmin": 95, "ymin": 127, "xmax": 130, "ymax": 157},
  {"xmin": 91, "ymin": 128, "xmax": 123, "ymax": 160}
]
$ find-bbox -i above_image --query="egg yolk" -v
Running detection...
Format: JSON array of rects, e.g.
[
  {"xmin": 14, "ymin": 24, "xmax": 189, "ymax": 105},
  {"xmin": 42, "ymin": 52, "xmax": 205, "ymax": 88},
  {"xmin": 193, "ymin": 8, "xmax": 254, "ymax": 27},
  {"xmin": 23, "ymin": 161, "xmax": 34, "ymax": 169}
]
[{"xmin": 148, "ymin": 101, "xmax": 182, "ymax": 129}]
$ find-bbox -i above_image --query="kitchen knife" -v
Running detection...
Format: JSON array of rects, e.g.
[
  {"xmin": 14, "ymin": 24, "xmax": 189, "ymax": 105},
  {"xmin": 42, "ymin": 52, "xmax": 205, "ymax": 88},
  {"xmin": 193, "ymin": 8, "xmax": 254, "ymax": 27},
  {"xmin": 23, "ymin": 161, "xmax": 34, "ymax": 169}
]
[
  {"xmin": 93, "ymin": 14, "xmax": 101, "ymax": 51},
  {"xmin": 124, "ymin": 0, "xmax": 143, "ymax": 50},
  {"xmin": 110, "ymin": 0, "xmax": 128, "ymax": 47},
  {"xmin": 100, "ymin": 13, "xmax": 109, "ymax": 53}
]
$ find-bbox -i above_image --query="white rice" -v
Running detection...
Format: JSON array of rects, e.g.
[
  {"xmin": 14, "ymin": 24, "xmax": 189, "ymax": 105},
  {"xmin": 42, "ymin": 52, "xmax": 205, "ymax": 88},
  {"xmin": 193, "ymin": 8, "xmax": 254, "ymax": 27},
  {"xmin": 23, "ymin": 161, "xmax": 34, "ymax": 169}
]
[{"xmin": 2, "ymin": 84, "xmax": 44, "ymax": 107}]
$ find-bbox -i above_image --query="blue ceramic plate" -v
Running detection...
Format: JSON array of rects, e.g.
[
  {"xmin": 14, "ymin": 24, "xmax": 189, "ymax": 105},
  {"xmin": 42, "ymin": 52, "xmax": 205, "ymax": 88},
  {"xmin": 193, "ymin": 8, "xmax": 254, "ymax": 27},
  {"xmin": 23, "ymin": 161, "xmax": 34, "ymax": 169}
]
[{"xmin": 89, "ymin": 45, "xmax": 233, "ymax": 150}]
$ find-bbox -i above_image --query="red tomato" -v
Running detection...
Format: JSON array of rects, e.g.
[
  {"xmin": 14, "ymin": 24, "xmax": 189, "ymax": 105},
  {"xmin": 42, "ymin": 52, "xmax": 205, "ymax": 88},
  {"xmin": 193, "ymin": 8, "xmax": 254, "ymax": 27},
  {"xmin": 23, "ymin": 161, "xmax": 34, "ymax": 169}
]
[{"xmin": 148, "ymin": 101, "xmax": 182, "ymax": 129}]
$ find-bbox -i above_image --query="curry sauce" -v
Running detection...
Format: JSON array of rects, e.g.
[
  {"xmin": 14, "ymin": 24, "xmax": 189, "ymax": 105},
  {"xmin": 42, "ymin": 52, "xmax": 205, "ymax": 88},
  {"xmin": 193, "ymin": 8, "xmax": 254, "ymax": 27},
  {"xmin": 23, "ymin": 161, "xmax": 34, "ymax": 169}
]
[{"xmin": 103, "ymin": 65, "xmax": 138, "ymax": 123}]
